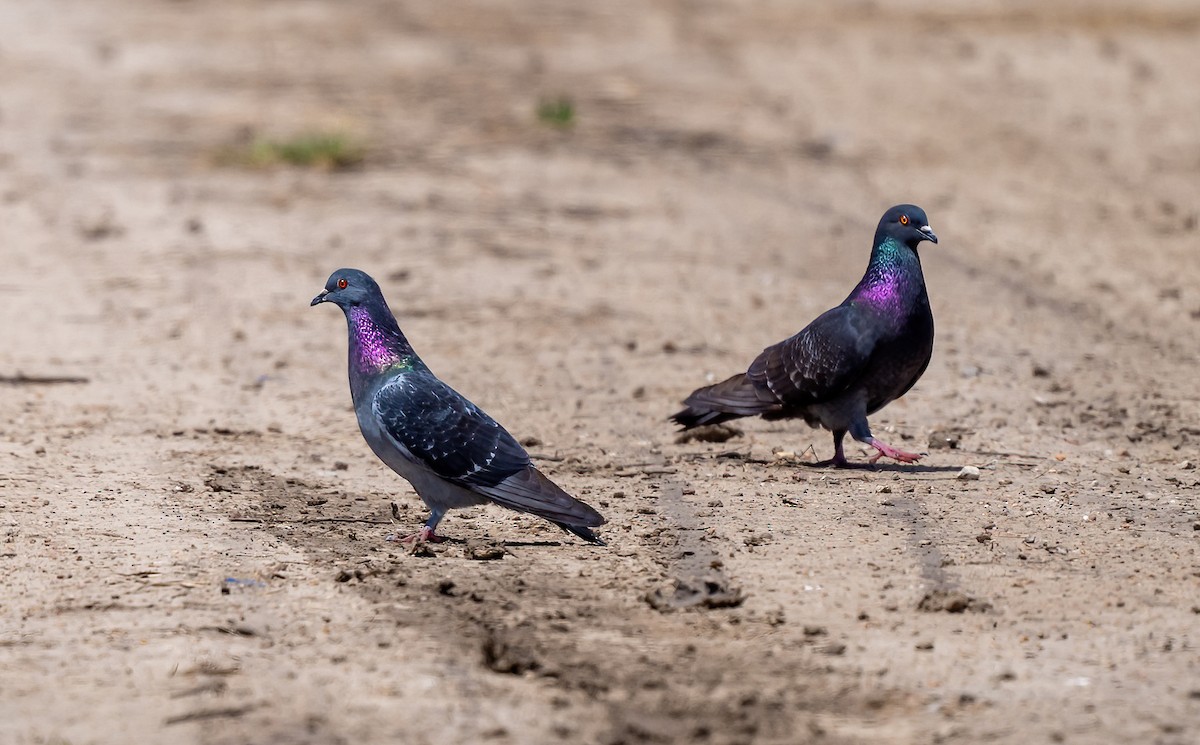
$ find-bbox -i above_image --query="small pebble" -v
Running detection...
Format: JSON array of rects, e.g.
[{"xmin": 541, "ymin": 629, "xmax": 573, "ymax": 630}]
[{"xmin": 957, "ymin": 466, "xmax": 981, "ymax": 481}]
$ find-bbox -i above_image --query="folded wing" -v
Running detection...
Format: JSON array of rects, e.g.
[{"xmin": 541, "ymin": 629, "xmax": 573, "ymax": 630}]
[
  {"xmin": 372, "ymin": 374, "xmax": 604, "ymax": 533},
  {"xmin": 746, "ymin": 305, "xmax": 877, "ymax": 406}
]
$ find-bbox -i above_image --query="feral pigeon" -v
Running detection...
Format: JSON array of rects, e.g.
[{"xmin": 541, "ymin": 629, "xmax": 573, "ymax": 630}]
[
  {"xmin": 312, "ymin": 269, "xmax": 605, "ymax": 543},
  {"xmin": 671, "ymin": 205, "xmax": 938, "ymax": 467}
]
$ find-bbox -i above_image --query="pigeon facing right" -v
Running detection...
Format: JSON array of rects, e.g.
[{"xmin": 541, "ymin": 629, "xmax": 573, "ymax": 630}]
[{"xmin": 671, "ymin": 205, "xmax": 938, "ymax": 467}]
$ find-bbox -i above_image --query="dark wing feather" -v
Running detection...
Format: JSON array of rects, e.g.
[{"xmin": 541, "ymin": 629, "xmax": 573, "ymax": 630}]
[
  {"xmin": 746, "ymin": 305, "xmax": 878, "ymax": 406},
  {"xmin": 374, "ymin": 374, "xmax": 604, "ymax": 534},
  {"xmin": 374, "ymin": 373, "xmax": 529, "ymax": 488}
]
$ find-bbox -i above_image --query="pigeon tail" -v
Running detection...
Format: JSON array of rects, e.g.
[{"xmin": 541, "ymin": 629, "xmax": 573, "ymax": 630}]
[
  {"xmin": 477, "ymin": 467, "xmax": 606, "ymax": 541},
  {"xmin": 670, "ymin": 373, "xmax": 779, "ymax": 429},
  {"xmin": 553, "ymin": 521, "xmax": 606, "ymax": 545}
]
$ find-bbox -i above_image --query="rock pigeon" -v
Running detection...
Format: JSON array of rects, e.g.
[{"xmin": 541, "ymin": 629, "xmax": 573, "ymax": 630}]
[
  {"xmin": 312, "ymin": 269, "xmax": 605, "ymax": 544},
  {"xmin": 671, "ymin": 205, "xmax": 938, "ymax": 467}
]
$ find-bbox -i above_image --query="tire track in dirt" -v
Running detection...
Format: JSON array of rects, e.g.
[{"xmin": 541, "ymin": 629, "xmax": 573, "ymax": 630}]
[
  {"xmin": 643, "ymin": 482, "xmax": 745, "ymax": 612},
  {"xmin": 877, "ymin": 490, "xmax": 994, "ymax": 615},
  {"xmin": 859, "ymin": 233, "xmax": 1197, "ymax": 619},
  {"xmin": 204, "ymin": 461, "xmax": 923, "ymax": 744}
]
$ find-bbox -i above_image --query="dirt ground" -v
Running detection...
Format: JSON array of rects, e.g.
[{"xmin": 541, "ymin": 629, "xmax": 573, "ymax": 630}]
[{"xmin": 2, "ymin": 1, "xmax": 1199, "ymax": 743}]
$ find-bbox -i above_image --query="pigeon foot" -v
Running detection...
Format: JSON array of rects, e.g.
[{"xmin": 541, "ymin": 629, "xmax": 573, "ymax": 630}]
[{"xmin": 866, "ymin": 439, "xmax": 922, "ymax": 464}]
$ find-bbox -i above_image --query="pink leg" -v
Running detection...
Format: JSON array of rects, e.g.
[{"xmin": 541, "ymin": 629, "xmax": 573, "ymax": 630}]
[
  {"xmin": 865, "ymin": 438, "xmax": 922, "ymax": 464},
  {"xmin": 813, "ymin": 433, "xmax": 850, "ymax": 467},
  {"xmin": 804, "ymin": 430, "xmax": 853, "ymax": 468}
]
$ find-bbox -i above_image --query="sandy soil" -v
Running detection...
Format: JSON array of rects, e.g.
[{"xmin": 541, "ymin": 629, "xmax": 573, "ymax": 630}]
[{"xmin": 2, "ymin": 1, "xmax": 1199, "ymax": 743}]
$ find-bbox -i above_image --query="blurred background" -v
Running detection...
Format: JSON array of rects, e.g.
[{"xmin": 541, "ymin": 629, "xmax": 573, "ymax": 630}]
[{"xmin": 3, "ymin": 0, "xmax": 1198, "ymax": 398}]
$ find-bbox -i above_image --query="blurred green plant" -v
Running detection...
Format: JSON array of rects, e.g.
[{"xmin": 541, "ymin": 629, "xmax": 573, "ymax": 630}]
[
  {"xmin": 536, "ymin": 97, "xmax": 575, "ymax": 128},
  {"xmin": 218, "ymin": 133, "xmax": 365, "ymax": 170}
]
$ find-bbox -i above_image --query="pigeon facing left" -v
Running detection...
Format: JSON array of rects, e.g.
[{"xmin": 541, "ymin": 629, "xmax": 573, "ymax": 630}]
[{"xmin": 312, "ymin": 268, "xmax": 605, "ymax": 544}]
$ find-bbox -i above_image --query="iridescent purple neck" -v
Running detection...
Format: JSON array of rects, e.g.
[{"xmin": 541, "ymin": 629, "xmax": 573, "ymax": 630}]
[
  {"xmin": 346, "ymin": 305, "xmax": 416, "ymax": 379},
  {"xmin": 848, "ymin": 237, "xmax": 926, "ymax": 316}
]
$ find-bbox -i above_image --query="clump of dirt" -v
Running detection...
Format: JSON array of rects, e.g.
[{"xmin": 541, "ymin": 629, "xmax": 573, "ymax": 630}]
[
  {"xmin": 482, "ymin": 627, "xmax": 543, "ymax": 675},
  {"xmin": 465, "ymin": 537, "xmax": 507, "ymax": 560},
  {"xmin": 674, "ymin": 424, "xmax": 743, "ymax": 444},
  {"xmin": 917, "ymin": 588, "xmax": 992, "ymax": 614},
  {"xmin": 927, "ymin": 426, "xmax": 968, "ymax": 450},
  {"xmin": 407, "ymin": 541, "xmax": 438, "ymax": 558},
  {"xmin": 645, "ymin": 574, "xmax": 745, "ymax": 611}
]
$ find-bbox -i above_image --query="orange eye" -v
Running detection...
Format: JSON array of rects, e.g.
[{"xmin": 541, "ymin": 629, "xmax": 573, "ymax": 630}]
[
  {"xmin": 337, "ymin": 278, "xmax": 348, "ymax": 289},
  {"xmin": 899, "ymin": 214, "xmax": 910, "ymax": 226}
]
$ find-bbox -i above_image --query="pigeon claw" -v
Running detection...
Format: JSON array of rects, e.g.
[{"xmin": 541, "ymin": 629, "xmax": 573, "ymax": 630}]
[{"xmin": 867, "ymin": 440, "xmax": 923, "ymax": 464}]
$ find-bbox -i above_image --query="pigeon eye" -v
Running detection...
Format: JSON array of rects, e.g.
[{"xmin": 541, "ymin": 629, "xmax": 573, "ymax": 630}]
[
  {"xmin": 899, "ymin": 214, "xmax": 910, "ymax": 226},
  {"xmin": 337, "ymin": 278, "xmax": 348, "ymax": 289}
]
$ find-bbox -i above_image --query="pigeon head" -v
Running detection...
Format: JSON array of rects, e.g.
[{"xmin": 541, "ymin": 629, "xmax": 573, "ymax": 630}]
[
  {"xmin": 876, "ymin": 205, "xmax": 937, "ymax": 250},
  {"xmin": 312, "ymin": 268, "xmax": 416, "ymax": 388},
  {"xmin": 311, "ymin": 268, "xmax": 383, "ymax": 309}
]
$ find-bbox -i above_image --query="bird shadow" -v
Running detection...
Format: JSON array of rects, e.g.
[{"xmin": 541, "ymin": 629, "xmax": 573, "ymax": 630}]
[
  {"xmin": 796, "ymin": 461, "xmax": 963, "ymax": 474},
  {"xmin": 501, "ymin": 540, "xmax": 565, "ymax": 548},
  {"xmin": 420, "ymin": 536, "xmax": 565, "ymax": 548}
]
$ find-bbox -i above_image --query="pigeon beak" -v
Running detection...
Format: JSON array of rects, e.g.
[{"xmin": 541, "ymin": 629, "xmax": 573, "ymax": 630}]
[
  {"xmin": 310, "ymin": 290, "xmax": 330, "ymax": 306},
  {"xmin": 918, "ymin": 225, "xmax": 938, "ymax": 244}
]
